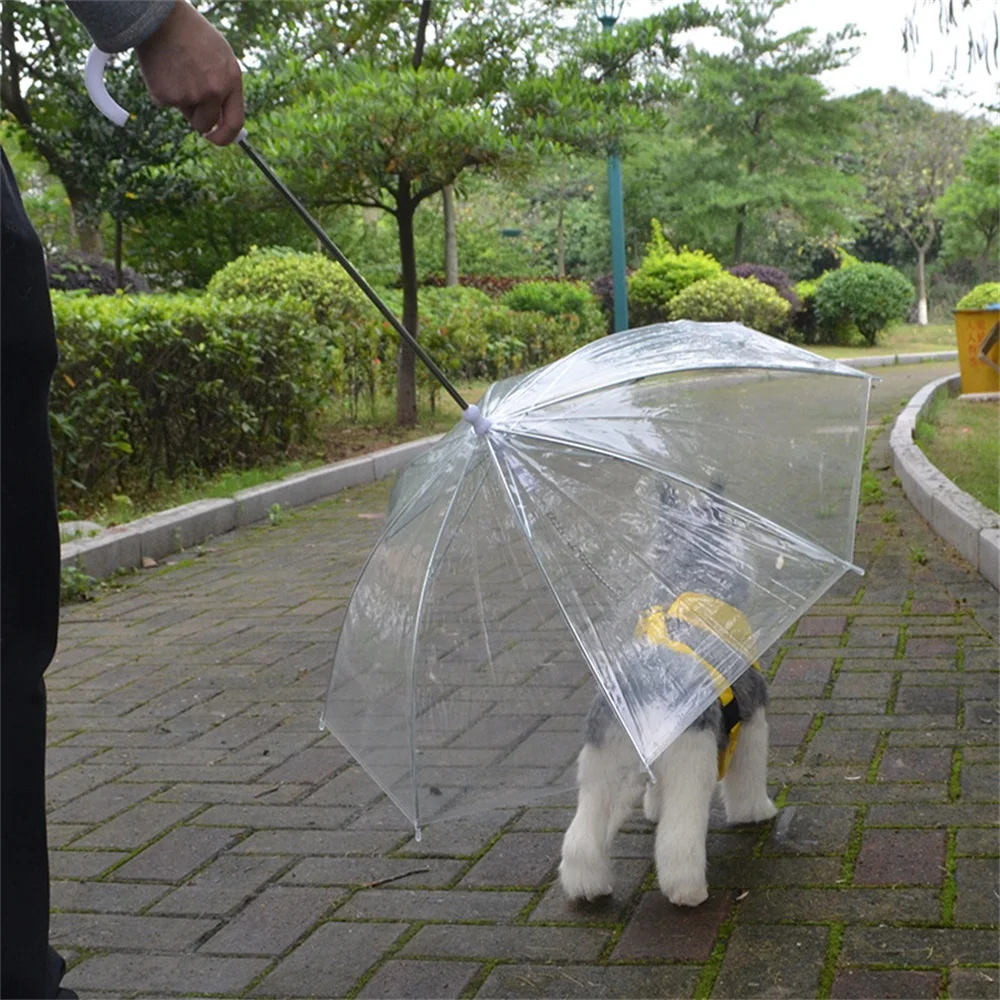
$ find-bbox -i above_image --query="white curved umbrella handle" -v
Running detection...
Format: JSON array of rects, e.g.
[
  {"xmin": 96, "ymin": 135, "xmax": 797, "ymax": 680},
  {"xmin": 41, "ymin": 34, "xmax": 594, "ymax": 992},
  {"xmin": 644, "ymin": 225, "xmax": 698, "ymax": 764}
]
[
  {"xmin": 84, "ymin": 47, "xmax": 129, "ymax": 127},
  {"xmin": 83, "ymin": 44, "xmax": 248, "ymax": 142}
]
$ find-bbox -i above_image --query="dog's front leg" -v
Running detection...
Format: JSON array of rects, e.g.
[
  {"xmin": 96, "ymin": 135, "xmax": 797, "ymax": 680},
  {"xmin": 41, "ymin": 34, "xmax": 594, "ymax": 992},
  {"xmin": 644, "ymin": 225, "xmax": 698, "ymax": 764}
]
[
  {"xmin": 652, "ymin": 727, "xmax": 717, "ymax": 906},
  {"xmin": 560, "ymin": 725, "xmax": 642, "ymax": 901}
]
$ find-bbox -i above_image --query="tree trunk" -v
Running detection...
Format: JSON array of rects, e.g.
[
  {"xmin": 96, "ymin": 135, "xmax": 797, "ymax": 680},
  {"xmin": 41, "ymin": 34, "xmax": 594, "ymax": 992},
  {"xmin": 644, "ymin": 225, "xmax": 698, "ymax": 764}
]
[
  {"xmin": 442, "ymin": 184, "xmax": 458, "ymax": 286},
  {"xmin": 556, "ymin": 203, "xmax": 566, "ymax": 278},
  {"xmin": 916, "ymin": 247, "xmax": 928, "ymax": 325},
  {"xmin": 67, "ymin": 191, "xmax": 103, "ymax": 256},
  {"xmin": 395, "ymin": 186, "xmax": 419, "ymax": 428},
  {"xmin": 733, "ymin": 204, "xmax": 747, "ymax": 264},
  {"xmin": 915, "ymin": 223, "xmax": 935, "ymax": 327},
  {"xmin": 114, "ymin": 213, "xmax": 123, "ymax": 289}
]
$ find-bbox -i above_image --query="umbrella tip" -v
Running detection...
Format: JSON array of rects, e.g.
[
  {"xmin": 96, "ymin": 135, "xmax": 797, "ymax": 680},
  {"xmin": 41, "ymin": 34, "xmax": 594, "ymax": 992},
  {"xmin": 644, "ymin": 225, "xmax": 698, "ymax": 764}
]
[{"xmin": 462, "ymin": 404, "xmax": 493, "ymax": 437}]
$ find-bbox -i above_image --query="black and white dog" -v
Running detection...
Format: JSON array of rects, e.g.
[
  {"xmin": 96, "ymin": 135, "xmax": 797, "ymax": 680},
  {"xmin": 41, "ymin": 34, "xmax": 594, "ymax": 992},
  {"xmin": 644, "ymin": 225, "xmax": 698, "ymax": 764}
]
[{"xmin": 559, "ymin": 484, "xmax": 777, "ymax": 907}]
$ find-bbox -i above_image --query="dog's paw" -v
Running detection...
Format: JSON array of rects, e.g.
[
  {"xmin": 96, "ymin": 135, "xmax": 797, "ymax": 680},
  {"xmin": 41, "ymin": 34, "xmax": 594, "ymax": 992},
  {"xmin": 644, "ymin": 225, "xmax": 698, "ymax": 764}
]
[
  {"xmin": 659, "ymin": 875, "xmax": 709, "ymax": 907},
  {"xmin": 642, "ymin": 782, "xmax": 660, "ymax": 823},
  {"xmin": 559, "ymin": 855, "xmax": 614, "ymax": 901},
  {"xmin": 726, "ymin": 797, "xmax": 778, "ymax": 825}
]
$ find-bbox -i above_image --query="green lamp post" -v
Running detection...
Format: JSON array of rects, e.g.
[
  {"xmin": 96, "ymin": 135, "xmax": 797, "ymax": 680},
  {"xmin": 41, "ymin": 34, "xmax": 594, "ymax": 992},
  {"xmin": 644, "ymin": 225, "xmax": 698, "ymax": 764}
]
[{"xmin": 594, "ymin": 0, "xmax": 629, "ymax": 333}]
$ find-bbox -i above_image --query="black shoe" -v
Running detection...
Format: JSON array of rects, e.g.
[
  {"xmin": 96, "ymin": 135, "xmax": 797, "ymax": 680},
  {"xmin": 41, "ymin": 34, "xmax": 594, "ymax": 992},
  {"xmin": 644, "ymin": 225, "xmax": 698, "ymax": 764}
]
[{"xmin": 55, "ymin": 990, "xmax": 78, "ymax": 1000}]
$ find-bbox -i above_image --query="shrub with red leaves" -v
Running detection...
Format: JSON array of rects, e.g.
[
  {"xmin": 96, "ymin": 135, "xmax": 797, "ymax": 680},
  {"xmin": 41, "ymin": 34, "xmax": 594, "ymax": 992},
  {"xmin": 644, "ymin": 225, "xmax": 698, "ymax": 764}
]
[{"xmin": 726, "ymin": 263, "xmax": 799, "ymax": 311}]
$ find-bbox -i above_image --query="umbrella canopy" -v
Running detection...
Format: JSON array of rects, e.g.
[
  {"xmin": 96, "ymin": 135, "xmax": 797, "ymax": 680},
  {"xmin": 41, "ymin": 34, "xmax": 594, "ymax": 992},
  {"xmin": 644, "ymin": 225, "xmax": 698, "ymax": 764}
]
[{"xmin": 322, "ymin": 321, "xmax": 873, "ymax": 835}]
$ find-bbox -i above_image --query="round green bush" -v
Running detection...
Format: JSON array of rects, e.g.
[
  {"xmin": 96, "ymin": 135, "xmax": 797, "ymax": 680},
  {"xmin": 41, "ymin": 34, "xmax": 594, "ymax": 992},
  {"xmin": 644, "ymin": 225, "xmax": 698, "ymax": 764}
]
[
  {"xmin": 956, "ymin": 282, "xmax": 1000, "ymax": 310},
  {"xmin": 814, "ymin": 263, "xmax": 914, "ymax": 344},
  {"xmin": 207, "ymin": 246, "xmax": 369, "ymax": 326},
  {"xmin": 499, "ymin": 280, "xmax": 605, "ymax": 341},
  {"xmin": 628, "ymin": 220, "xmax": 723, "ymax": 325},
  {"xmin": 666, "ymin": 273, "xmax": 792, "ymax": 337}
]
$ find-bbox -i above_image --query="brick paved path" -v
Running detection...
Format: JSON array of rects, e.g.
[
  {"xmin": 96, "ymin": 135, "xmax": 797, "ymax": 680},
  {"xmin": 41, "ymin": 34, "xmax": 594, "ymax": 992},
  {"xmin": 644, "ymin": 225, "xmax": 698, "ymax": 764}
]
[{"xmin": 49, "ymin": 361, "xmax": 998, "ymax": 999}]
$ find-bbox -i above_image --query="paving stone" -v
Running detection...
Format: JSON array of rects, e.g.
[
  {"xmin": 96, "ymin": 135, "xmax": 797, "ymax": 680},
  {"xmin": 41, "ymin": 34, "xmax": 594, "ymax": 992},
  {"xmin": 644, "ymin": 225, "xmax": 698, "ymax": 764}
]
[
  {"xmin": 735, "ymin": 886, "xmax": 940, "ymax": 923},
  {"xmin": 840, "ymin": 926, "xmax": 999, "ymax": 965},
  {"xmin": 49, "ymin": 850, "xmax": 130, "ymax": 878},
  {"xmin": 151, "ymin": 854, "xmax": 290, "ymax": 916},
  {"xmin": 250, "ymin": 922, "xmax": 408, "ymax": 998},
  {"xmin": 400, "ymin": 924, "xmax": 608, "ymax": 961},
  {"xmin": 710, "ymin": 857, "xmax": 843, "ymax": 887},
  {"xmin": 855, "ymin": 828, "xmax": 947, "ymax": 886},
  {"xmin": 529, "ymin": 858, "xmax": 649, "ymax": 925},
  {"xmin": 282, "ymin": 856, "xmax": 465, "ymax": 889},
  {"xmin": 764, "ymin": 805, "xmax": 856, "ymax": 856},
  {"xmin": 802, "ymin": 728, "xmax": 881, "ymax": 766},
  {"xmin": 962, "ymin": 763, "xmax": 1000, "ymax": 802},
  {"xmin": 866, "ymin": 804, "xmax": 999, "ymax": 828},
  {"xmin": 762, "ymin": 713, "xmax": 814, "ymax": 747},
  {"xmin": 111, "ymin": 825, "xmax": 238, "ymax": 882},
  {"xmin": 51, "ymin": 912, "xmax": 216, "ymax": 951},
  {"xmin": 191, "ymin": 803, "xmax": 354, "ymax": 829},
  {"xmin": 795, "ymin": 616, "xmax": 848, "ymax": 637},
  {"xmin": 947, "ymin": 968, "xmax": 1000, "ymax": 999},
  {"xmin": 955, "ymin": 859, "xmax": 1000, "ymax": 926},
  {"xmin": 830, "ymin": 673, "xmax": 893, "ymax": 699},
  {"xmin": 611, "ymin": 890, "xmax": 730, "ymax": 961},
  {"xmin": 394, "ymin": 812, "xmax": 517, "ymax": 858},
  {"xmin": 878, "ymin": 747, "xmax": 953, "ymax": 781},
  {"xmin": 895, "ymin": 684, "xmax": 959, "ymax": 716},
  {"xmin": 303, "ymin": 767, "xmax": 386, "ymax": 807},
  {"xmin": 50, "ymin": 880, "xmax": 169, "ymax": 914},
  {"xmin": 459, "ymin": 832, "xmax": 562, "ymax": 888},
  {"xmin": 48, "ymin": 782, "xmax": 163, "ymax": 824},
  {"xmin": 358, "ymin": 960, "xmax": 482, "ymax": 999},
  {"xmin": 65, "ymin": 953, "xmax": 268, "ymax": 995},
  {"xmin": 477, "ymin": 964, "xmax": 702, "ymax": 999},
  {"xmin": 956, "ymin": 828, "xmax": 1000, "ymax": 857},
  {"xmin": 200, "ymin": 886, "xmax": 334, "ymax": 955},
  {"xmin": 712, "ymin": 923, "xmax": 828, "ymax": 999},
  {"xmin": 71, "ymin": 801, "xmax": 198, "ymax": 850},
  {"xmin": 829, "ymin": 969, "xmax": 941, "ymax": 999},
  {"xmin": 336, "ymin": 887, "xmax": 532, "ymax": 922},
  {"xmin": 232, "ymin": 829, "xmax": 403, "ymax": 856}
]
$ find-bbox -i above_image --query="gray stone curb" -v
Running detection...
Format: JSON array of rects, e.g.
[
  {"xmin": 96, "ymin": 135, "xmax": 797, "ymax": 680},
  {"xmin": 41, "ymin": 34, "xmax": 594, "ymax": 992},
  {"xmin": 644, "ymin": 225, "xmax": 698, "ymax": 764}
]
[
  {"xmin": 61, "ymin": 437, "xmax": 442, "ymax": 581},
  {"xmin": 890, "ymin": 373, "xmax": 999, "ymax": 590},
  {"xmin": 842, "ymin": 350, "xmax": 957, "ymax": 370}
]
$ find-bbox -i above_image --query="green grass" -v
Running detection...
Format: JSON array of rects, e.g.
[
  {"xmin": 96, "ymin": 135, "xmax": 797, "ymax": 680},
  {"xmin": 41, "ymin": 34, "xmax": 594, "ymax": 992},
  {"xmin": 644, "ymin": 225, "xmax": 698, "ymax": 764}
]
[
  {"xmin": 914, "ymin": 394, "xmax": 999, "ymax": 513},
  {"xmin": 810, "ymin": 322, "xmax": 956, "ymax": 360}
]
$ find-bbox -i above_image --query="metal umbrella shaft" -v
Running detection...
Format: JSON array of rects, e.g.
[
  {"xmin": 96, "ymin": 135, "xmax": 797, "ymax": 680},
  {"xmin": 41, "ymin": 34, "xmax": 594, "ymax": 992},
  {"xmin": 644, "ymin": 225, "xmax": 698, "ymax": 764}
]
[{"xmin": 237, "ymin": 137, "xmax": 470, "ymax": 412}]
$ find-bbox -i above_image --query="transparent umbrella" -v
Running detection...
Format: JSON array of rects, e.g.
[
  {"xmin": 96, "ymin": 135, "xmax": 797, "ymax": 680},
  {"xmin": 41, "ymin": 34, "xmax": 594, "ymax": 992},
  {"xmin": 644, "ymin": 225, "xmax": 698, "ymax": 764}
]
[{"xmin": 322, "ymin": 321, "xmax": 874, "ymax": 836}]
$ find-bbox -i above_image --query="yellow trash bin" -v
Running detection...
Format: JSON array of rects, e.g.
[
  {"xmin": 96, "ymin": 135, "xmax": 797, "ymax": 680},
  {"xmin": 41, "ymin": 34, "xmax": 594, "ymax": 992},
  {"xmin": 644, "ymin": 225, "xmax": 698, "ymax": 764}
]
[{"xmin": 954, "ymin": 306, "xmax": 1000, "ymax": 395}]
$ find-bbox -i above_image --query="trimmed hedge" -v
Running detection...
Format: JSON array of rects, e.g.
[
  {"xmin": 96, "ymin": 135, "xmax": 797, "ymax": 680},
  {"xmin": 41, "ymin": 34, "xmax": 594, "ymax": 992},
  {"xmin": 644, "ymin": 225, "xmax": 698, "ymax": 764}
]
[
  {"xmin": 814, "ymin": 263, "xmax": 914, "ymax": 345},
  {"xmin": 51, "ymin": 292, "xmax": 335, "ymax": 502},
  {"xmin": 956, "ymin": 282, "xmax": 1000, "ymax": 310},
  {"xmin": 628, "ymin": 220, "xmax": 722, "ymax": 325},
  {"xmin": 499, "ymin": 280, "xmax": 605, "ymax": 341},
  {"xmin": 666, "ymin": 273, "xmax": 792, "ymax": 337}
]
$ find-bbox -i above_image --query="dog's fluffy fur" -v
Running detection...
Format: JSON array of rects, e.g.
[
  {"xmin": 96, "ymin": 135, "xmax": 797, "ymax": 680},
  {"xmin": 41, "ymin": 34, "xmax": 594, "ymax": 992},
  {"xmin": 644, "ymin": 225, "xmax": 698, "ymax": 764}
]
[{"xmin": 559, "ymin": 483, "xmax": 777, "ymax": 907}]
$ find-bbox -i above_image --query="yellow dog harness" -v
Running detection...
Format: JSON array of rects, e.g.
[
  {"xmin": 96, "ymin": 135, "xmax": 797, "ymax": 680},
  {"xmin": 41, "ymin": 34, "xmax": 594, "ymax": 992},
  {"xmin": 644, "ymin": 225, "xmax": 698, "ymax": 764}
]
[{"xmin": 636, "ymin": 593, "xmax": 760, "ymax": 780}]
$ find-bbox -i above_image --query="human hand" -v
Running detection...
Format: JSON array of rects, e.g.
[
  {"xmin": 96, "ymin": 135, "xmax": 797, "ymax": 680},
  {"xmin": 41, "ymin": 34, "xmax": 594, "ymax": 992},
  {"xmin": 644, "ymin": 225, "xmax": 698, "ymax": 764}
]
[{"xmin": 135, "ymin": 0, "xmax": 243, "ymax": 145}]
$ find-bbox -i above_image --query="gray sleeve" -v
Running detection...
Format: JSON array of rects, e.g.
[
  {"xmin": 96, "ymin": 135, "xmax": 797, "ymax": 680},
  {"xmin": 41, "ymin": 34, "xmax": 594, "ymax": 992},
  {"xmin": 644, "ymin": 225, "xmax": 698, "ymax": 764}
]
[{"xmin": 66, "ymin": 0, "xmax": 177, "ymax": 54}]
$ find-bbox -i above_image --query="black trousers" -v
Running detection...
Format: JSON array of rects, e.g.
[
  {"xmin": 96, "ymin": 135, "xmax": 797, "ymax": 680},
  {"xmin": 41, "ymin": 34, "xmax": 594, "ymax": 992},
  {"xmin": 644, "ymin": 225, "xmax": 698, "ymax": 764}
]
[{"xmin": 1, "ymin": 148, "xmax": 66, "ymax": 998}]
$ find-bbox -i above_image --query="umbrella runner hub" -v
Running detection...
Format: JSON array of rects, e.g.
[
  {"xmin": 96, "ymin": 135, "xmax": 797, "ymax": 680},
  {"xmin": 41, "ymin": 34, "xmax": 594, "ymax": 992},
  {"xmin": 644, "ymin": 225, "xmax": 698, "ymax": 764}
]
[{"xmin": 462, "ymin": 404, "xmax": 493, "ymax": 437}]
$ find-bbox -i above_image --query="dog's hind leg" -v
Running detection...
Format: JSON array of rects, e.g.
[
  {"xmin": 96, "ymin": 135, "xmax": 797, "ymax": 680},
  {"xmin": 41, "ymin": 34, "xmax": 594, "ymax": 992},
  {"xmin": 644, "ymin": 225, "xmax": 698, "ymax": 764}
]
[
  {"xmin": 560, "ymin": 723, "xmax": 643, "ymax": 901},
  {"xmin": 721, "ymin": 707, "xmax": 777, "ymax": 825},
  {"xmin": 652, "ymin": 727, "xmax": 717, "ymax": 906}
]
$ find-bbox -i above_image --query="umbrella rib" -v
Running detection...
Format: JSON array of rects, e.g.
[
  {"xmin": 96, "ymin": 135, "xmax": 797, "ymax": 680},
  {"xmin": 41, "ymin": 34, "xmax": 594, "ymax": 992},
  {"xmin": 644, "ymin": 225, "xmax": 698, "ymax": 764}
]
[
  {"xmin": 510, "ymin": 444, "xmax": 804, "ymax": 626},
  {"xmin": 501, "ymin": 427, "xmax": 864, "ymax": 577},
  {"xmin": 405, "ymin": 443, "xmax": 479, "ymax": 834},
  {"xmin": 500, "ymin": 361, "xmax": 869, "ymax": 421},
  {"xmin": 483, "ymin": 437, "xmax": 651, "ymax": 769}
]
